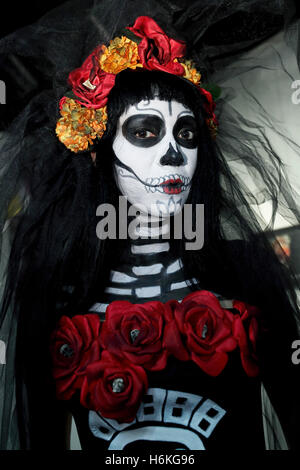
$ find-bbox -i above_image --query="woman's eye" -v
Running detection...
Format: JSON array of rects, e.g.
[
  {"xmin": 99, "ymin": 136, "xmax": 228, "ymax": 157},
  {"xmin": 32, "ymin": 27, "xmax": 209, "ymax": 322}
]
[
  {"xmin": 178, "ymin": 129, "xmax": 194, "ymax": 140},
  {"xmin": 134, "ymin": 129, "xmax": 156, "ymax": 139}
]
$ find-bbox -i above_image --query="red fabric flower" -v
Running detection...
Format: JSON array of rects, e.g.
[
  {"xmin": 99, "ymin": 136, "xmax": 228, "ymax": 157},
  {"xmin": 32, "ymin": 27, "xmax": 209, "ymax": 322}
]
[
  {"xmin": 68, "ymin": 45, "xmax": 115, "ymax": 109},
  {"xmin": 59, "ymin": 96, "xmax": 67, "ymax": 111},
  {"xmin": 50, "ymin": 314, "xmax": 101, "ymax": 399},
  {"xmin": 80, "ymin": 351, "xmax": 148, "ymax": 423},
  {"xmin": 127, "ymin": 16, "xmax": 186, "ymax": 75},
  {"xmin": 163, "ymin": 299, "xmax": 189, "ymax": 360},
  {"xmin": 100, "ymin": 300, "xmax": 170, "ymax": 371},
  {"xmin": 232, "ymin": 300, "xmax": 260, "ymax": 377},
  {"xmin": 165, "ymin": 291, "xmax": 237, "ymax": 376},
  {"xmin": 198, "ymin": 87, "xmax": 218, "ymax": 127}
]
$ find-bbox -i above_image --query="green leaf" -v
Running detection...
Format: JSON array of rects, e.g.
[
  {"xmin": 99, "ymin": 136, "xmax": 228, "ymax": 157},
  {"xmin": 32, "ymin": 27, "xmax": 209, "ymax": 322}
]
[
  {"xmin": 122, "ymin": 28, "xmax": 142, "ymax": 45},
  {"xmin": 200, "ymin": 83, "xmax": 222, "ymax": 101},
  {"xmin": 64, "ymin": 90, "xmax": 78, "ymax": 101}
]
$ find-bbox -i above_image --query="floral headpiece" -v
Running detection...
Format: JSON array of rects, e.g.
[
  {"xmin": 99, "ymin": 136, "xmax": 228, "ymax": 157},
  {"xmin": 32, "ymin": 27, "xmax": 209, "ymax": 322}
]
[{"xmin": 56, "ymin": 16, "xmax": 218, "ymax": 153}]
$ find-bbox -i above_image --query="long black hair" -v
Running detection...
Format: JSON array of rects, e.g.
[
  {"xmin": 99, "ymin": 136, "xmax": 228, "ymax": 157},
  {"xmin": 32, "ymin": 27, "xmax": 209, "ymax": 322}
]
[{"xmin": 1, "ymin": 69, "xmax": 299, "ymax": 449}]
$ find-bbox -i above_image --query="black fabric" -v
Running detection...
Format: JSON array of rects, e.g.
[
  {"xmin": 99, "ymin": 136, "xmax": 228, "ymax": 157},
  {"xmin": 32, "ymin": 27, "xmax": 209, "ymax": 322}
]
[{"xmin": 69, "ymin": 352, "xmax": 265, "ymax": 451}]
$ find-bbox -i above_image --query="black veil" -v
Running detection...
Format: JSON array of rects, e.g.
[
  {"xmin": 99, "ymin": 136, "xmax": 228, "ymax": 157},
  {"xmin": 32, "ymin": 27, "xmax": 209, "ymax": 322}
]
[{"xmin": 0, "ymin": 0, "xmax": 299, "ymax": 450}]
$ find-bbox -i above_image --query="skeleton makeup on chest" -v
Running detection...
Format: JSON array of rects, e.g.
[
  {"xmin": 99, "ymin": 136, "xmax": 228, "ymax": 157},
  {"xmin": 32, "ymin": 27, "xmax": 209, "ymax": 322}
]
[{"xmin": 112, "ymin": 98, "xmax": 198, "ymax": 219}]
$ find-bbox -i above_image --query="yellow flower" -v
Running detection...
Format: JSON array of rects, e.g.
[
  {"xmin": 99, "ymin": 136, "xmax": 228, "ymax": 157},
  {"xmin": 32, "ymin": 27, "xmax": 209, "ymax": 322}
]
[
  {"xmin": 180, "ymin": 59, "xmax": 201, "ymax": 85},
  {"xmin": 99, "ymin": 36, "xmax": 142, "ymax": 74},
  {"xmin": 56, "ymin": 98, "xmax": 107, "ymax": 153}
]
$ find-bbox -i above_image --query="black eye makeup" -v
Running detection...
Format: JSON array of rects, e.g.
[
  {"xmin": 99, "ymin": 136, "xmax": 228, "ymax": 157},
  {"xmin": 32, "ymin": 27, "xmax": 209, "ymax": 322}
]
[
  {"xmin": 173, "ymin": 115, "xmax": 198, "ymax": 149},
  {"xmin": 122, "ymin": 115, "xmax": 165, "ymax": 147}
]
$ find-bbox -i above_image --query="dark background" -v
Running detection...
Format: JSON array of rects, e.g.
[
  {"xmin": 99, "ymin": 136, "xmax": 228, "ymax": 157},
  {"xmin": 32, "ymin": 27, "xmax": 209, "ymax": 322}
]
[
  {"xmin": 0, "ymin": 1, "xmax": 66, "ymax": 39},
  {"xmin": 0, "ymin": 1, "xmax": 66, "ymax": 129}
]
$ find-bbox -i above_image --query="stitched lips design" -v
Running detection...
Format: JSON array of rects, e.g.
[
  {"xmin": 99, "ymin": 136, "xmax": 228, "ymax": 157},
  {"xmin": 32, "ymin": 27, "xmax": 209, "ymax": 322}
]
[
  {"xmin": 159, "ymin": 178, "xmax": 184, "ymax": 194},
  {"xmin": 144, "ymin": 174, "xmax": 190, "ymax": 193}
]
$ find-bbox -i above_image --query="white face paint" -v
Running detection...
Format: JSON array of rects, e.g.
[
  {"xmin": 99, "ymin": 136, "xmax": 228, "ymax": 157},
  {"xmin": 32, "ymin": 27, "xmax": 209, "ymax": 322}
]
[{"xmin": 112, "ymin": 99, "xmax": 198, "ymax": 219}]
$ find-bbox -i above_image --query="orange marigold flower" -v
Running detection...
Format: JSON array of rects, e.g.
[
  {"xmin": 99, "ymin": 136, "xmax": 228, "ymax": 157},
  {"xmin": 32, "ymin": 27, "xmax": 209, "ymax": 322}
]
[
  {"xmin": 179, "ymin": 59, "xmax": 201, "ymax": 85},
  {"xmin": 99, "ymin": 36, "xmax": 142, "ymax": 74},
  {"xmin": 56, "ymin": 98, "xmax": 107, "ymax": 153}
]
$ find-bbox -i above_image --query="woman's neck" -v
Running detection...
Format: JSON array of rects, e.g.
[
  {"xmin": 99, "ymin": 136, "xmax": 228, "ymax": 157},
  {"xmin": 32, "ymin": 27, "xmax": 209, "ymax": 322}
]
[
  {"xmin": 128, "ymin": 212, "xmax": 171, "ymax": 240},
  {"xmin": 90, "ymin": 213, "xmax": 200, "ymax": 313}
]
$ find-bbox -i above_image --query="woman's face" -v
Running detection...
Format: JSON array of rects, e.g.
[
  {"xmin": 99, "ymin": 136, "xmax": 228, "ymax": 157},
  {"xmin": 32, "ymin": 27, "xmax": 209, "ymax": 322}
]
[{"xmin": 112, "ymin": 98, "xmax": 198, "ymax": 219}]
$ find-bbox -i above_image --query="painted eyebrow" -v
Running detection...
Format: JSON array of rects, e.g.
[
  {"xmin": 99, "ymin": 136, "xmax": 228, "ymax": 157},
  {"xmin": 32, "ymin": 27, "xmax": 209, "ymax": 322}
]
[
  {"xmin": 122, "ymin": 114, "xmax": 164, "ymax": 126},
  {"xmin": 122, "ymin": 105, "xmax": 195, "ymax": 124},
  {"xmin": 127, "ymin": 109, "xmax": 194, "ymax": 121},
  {"xmin": 135, "ymin": 102, "xmax": 164, "ymax": 119},
  {"xmin": 177, "ymin": 110, "xmax": 195, "ymax": 118}
]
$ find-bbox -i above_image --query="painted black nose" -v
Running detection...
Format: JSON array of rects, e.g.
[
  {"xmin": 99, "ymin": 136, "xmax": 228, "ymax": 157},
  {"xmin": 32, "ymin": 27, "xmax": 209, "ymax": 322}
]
[{"xmin": 160, "ymin": 143, "xmax": 184, "ymax": 166}]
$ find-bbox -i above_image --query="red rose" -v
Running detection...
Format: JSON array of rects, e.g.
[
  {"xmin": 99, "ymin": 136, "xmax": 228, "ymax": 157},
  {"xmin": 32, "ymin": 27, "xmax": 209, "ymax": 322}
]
[
  {"xmin": 128, "ymin": 16, "xmax": 186, "ymax": 75},
  {"xmin": 166, "ymin": 291, "xmax": 237, "ymax": 376},
  {"xmin": 80, "ymin": 351, "xmax": 148, "ymax": 423},
  {"xmin": 68, "ymin": 45, "xmax": 115, "ymax": 109},
  {"xmin": 100, "ymin": 300, "xmax": 170, "ymax": 371},
  {"xmin": 50, "ymin": 314, "xmax": 101, "ymax": 399},
  {"xmin": 232, "ymin": 300, "xmax": 260, "ymax": 377},
  {"xmin": 163, "ymin": 299, "xmax": 190, "ymax": 361}
]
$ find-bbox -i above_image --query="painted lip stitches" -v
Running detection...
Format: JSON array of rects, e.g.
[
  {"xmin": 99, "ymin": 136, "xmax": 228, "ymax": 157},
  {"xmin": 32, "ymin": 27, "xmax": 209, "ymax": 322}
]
[
  {"xmin": 145, "ymin": 174, "xmax": 190, "ymax": 194},
  {"xmin": 160, "ymin": 178, "xmax": 183, "ymax": 194}
]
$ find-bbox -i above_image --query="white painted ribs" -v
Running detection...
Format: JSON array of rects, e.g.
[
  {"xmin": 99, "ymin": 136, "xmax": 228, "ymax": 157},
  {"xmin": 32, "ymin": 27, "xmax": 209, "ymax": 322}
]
[
  {"xmin": 132, "ymin": 264, "xmax": 163, "ymax": 275},
  {"xmin": 131, "ymin": 242, "xmax": 170, "ymax": 254}
]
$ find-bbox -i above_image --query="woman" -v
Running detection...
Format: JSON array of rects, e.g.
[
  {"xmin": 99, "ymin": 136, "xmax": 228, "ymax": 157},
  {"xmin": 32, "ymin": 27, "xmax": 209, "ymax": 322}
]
[{"xmin": 0, "ymin": 7, "xmax": 299, "ymax": 451}]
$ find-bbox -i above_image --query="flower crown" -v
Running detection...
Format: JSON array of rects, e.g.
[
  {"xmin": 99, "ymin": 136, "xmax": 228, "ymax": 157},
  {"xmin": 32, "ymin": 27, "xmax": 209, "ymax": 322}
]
[{"xmin": 56, "ymin": 16, "xmax": 218, "ymax": 154}]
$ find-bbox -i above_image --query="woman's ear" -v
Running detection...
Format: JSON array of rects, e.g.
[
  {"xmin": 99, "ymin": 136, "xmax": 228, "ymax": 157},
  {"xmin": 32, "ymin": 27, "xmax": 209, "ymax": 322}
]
[{"xmin": 91, "ymin": 152, "xmax": 97, "ymax": 163}]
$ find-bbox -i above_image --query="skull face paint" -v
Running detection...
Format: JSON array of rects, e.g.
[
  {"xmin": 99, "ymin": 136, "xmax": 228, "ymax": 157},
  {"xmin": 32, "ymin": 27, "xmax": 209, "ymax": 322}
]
[{"xmin": 112, "ymin": 99, "xmax": 198, "ymax": 218}]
